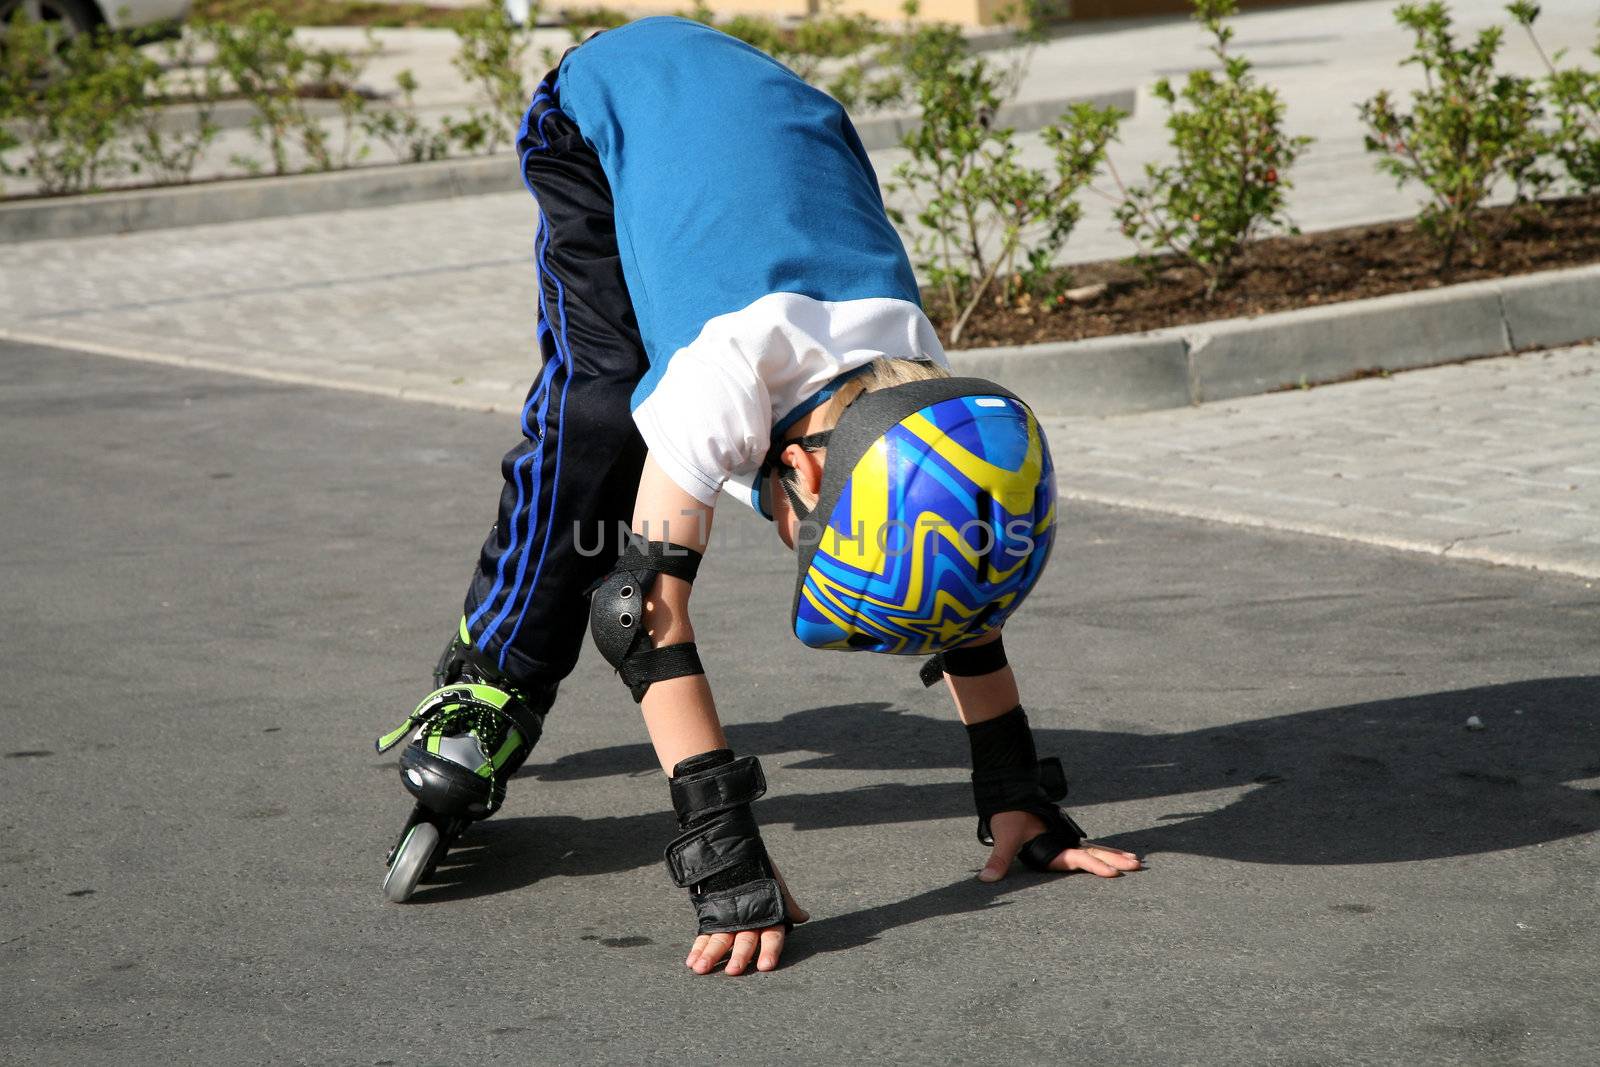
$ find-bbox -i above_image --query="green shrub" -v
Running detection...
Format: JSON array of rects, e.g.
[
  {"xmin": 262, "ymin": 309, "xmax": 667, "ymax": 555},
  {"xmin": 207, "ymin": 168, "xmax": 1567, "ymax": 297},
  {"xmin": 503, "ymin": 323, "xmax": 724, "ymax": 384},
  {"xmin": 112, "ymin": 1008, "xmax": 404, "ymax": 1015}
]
[
  {"xmin": 556, "ymin": 6, "xmax": 632, "ymax": 38},
  {"xmin": 0, "ymin": 16, "xmax": 152, "ymax": 195},
  {"xmin": 201, "ymin": 13, "xmax": 370, "ymax": 175},
  {"xmin": 127, "ymin": 30, "xmax": 225, "ymax": 186},
  {"xmin": 1359, "ymin": 1, "xmax": 1550, "ymax": 274},
  {"xmin": 191, "ymin": 0, "xmax": 478, "ymax": 31},
  {"xmin": 679, "ymin": 0, "xmax": 888, "ymax": 99},
  {"xmin": 829, "ymin": 8, "xmax": 969, "ymax": 113},
  {"xmin": 1509, "ymin": 2, "xmax": 1600, "ymax": 195},
  {"xmin": 886, "ymin": 42, "xmax": 1122, "ymax": 345},
  {"xmin": 443, "ymin": 1, "xmax": 538, "ymax": 154},
  {"xmin": 308, "ymin": 42, "xmax": 373, "ymax": 171},
  {"xmin": 362, "ymin": 68, "xmax": 450, "ymax": 164},
  {"xmin": 1113, "ymin": 0, "xmax": 1311, "ymax": 295}
]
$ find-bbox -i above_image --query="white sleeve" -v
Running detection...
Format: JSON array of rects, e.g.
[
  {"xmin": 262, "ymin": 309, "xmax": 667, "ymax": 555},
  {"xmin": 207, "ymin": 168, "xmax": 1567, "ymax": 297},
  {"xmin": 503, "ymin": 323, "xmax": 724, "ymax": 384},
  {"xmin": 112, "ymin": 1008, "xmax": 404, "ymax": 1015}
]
[
  {"xmin": 630, "ymin": 348, "xmax": 771, "ymax": 507},
  {"xmin": 630, "ymin": 292, "xmax": 947, "ymax": 511}
]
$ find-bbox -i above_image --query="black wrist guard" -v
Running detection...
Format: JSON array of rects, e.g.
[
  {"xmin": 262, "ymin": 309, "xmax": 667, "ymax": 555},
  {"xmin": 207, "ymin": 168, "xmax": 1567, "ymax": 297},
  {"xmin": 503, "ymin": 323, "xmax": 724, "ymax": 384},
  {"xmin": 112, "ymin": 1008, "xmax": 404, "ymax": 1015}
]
[
  {"xmin": 663, "ymin": 749, "xmax": 788, "ymax": 934},
  {"xmin": 920, "ymin": 635, "xmax": 1008, "ymax": 687},
  {"xmin": 966, "ymin": 705, "xmax": 1086, "ymax": 872}
]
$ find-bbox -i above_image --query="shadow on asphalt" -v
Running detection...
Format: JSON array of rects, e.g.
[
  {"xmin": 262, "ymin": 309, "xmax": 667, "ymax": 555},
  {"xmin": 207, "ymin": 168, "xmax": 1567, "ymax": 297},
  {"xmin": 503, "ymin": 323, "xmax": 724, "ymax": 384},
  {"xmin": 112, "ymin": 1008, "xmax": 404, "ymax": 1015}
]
[{"xmin": 414, "ymin": 676, "xmax": 1600, "ymax": 948}]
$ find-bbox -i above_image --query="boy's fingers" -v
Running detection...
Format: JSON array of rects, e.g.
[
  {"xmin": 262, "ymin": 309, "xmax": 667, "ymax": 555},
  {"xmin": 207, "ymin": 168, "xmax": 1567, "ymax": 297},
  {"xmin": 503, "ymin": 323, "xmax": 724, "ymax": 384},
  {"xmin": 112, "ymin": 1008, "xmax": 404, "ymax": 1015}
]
[
  {"xmin": 724, "ymin": 931, "xmax": 760, "ymax": 976},
  {"xmin": 692, "ymin": 932, "xmax": 734, "ymax": 975},
  {"xmin": 1072, "ymin": 843, "xmax": 1142, "ymax": 873},
  {"xmin": 1058, "ymin": 848, "xmax": 1120, "ymax": 877},
  {"xmin": 979, "ymin": 837, "xmax": 1020, "ymax": 882},
  {"xmin": 685, "ymin": 933, "xmax": 711, "ymax": 969},
  {"xmin": 756, "ymin": 926, "xmax": 786, "ymax": 972},
  {"xmin": 1088, "ymin": 844, "xmax": 1144, "ymax": 870}
]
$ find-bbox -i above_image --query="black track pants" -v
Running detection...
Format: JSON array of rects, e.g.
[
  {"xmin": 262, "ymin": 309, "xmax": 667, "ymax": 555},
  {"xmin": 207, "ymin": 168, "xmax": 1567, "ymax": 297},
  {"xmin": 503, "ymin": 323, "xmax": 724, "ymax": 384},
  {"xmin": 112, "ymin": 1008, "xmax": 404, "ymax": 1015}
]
[{"xmin": 461, "ymin": 71, "xmax": 649, "ymax": 689}]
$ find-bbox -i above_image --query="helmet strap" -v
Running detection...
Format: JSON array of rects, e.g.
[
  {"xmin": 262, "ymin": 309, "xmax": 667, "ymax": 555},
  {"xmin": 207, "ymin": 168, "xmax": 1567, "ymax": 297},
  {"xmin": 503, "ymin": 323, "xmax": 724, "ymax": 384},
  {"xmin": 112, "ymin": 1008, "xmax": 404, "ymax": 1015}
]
[
  {"xmin": 772, "ymin": 431, "xmax": 831, "ymax": 524},
  {"xmin": 779, "ymin": 467, "xmax": 813, "ymax": 522}
]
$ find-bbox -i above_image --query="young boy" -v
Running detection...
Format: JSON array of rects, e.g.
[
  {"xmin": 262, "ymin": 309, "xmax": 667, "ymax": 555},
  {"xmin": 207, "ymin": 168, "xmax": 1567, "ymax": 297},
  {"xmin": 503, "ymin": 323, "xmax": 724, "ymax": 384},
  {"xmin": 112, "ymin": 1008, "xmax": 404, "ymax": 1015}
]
[{"xmin": 376, "ymin": 16, "xmax": 1139, "ymax": 976}]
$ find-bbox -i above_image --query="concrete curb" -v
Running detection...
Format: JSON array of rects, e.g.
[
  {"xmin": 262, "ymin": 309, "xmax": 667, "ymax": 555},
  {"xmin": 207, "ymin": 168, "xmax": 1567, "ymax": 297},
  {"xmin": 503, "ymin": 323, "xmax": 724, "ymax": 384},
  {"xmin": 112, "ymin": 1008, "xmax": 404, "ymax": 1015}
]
[
  {"xmin": 848, "ymin": 87, "xmax": 1135, "ymax": 151},
  {"xmin": 0, "ymin": 88, "xmax": 1134, "ymax": 244},
  {"xmin": 948, "ymin": 263, "xmax": 1600, "ymax": 417},
  {"xmin": 0, "ymin": 155, "xmax": 525, "ymax": 244}
]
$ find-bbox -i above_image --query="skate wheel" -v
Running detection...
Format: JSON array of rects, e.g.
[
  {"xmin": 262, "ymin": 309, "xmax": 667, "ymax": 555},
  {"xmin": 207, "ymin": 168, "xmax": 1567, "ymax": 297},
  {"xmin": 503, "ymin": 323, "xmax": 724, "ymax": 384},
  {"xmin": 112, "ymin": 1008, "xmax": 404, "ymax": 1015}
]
[{"xmin": 383, "ymin": 820, "xmax": 441, "ymax": 903}]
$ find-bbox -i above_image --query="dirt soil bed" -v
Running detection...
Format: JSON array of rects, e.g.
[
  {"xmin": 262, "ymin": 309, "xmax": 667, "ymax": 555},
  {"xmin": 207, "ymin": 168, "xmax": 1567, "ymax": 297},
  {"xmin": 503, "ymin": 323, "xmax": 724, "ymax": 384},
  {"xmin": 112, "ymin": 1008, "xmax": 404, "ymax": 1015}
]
[{"xmin": 944, "ymin": 194, "xmax": 1600, "ymax": 349}]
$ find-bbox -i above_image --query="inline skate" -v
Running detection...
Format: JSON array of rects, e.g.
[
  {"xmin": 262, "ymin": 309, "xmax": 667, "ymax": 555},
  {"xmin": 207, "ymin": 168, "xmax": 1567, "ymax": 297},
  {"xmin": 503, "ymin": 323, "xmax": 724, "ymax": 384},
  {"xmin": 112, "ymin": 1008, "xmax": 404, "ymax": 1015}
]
[{"xmin": 375, "ymin": 629, "xmax": 554, "ymax": 902}]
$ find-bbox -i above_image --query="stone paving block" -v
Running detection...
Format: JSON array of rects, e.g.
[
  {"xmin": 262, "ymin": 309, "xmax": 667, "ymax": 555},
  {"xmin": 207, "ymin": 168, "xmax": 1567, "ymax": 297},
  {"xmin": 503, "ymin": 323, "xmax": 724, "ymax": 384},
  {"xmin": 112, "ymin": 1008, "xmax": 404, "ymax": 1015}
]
[
  {"xmin": 1056, "ymin": 343, "xmax": 1600, "ymax": 579},
  {"xmin": 1179, "ymin": 285, "xmax": 1509, "ymax": 405},
  {"xmin": 0, "ymin": 155, "xmax": 528, "ymax": 244}
]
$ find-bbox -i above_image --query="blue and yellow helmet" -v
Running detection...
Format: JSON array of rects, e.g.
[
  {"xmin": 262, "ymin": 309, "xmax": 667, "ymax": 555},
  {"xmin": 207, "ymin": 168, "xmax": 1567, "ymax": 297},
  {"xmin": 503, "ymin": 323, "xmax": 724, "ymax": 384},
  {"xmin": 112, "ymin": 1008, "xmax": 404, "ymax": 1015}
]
[{"xmin": 785, "ymin": 377, "xmax": 1056, "ymax": 654}]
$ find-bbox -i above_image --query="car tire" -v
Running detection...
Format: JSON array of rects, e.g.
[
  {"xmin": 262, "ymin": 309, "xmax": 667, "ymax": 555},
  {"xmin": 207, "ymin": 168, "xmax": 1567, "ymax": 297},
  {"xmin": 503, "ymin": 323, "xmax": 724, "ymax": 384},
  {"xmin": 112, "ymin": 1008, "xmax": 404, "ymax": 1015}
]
[{"xmin": 0, "ymin": 0, "xmax": 102, "ymax": 39}]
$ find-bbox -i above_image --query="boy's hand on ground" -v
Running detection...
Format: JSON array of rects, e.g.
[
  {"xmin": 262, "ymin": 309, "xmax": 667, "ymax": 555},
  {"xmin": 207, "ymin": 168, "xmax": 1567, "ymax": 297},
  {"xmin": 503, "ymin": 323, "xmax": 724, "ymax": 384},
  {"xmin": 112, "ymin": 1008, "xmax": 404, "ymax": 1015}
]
[
  {"xmin": 978, "ymin": 810, "xmax": 1142, "ymax": 882},
  {"xmin": 685, "ymin": 869, "xmax": 809, "ymax": 976}
]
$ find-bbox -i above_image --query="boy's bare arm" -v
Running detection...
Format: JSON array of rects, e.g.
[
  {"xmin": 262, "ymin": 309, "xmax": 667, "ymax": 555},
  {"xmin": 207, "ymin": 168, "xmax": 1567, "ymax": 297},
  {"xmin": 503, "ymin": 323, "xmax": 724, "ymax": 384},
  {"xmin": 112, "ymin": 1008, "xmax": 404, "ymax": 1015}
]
[
  {"xmin": 631, "ymin": 455, "xmax": 807, "ymax": 975},
  {"xmin": 631, "ymin": 454, "xmax": 726, "ymax": 770}
]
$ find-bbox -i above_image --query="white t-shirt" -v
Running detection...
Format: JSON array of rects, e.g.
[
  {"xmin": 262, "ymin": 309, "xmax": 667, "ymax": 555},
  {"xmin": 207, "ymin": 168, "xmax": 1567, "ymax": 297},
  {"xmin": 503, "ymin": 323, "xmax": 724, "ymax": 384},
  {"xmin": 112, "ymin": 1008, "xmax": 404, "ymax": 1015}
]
[{"xmin": 631, "ymin": 292, "xmax": 948, "ymax": 510}]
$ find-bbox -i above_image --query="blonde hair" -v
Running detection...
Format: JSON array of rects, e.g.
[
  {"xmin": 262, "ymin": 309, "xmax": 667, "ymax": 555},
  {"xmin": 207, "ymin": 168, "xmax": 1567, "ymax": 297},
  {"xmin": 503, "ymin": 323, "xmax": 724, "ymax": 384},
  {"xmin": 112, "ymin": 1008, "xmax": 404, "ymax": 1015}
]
[
  {"xmin": 777, "ymin": 359, "xmax": 949, "ymax": 517},
  {"xmin": 820, "ymin": 358, "xmax": 950, "ymax": 428}
]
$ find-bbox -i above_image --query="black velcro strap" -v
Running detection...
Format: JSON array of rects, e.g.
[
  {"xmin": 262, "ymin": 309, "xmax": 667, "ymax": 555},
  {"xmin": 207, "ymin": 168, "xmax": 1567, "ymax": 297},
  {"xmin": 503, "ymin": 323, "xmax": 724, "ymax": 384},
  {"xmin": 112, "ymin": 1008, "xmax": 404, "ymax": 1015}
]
[
  {"xmin": 973, "ymin": 761, "xmax": 1059, "ymax": 817},
  {"xmin": 1017, "ymin": 808, "xmax": 1088, "ymax": 872},
  {"xmin": 687, "ymin": 877, "xmax": 787, "ymax": 934},
  {"xmin": 621, "ymin": 539, "xmax": 703, "ymax": 584},
  {"xmin": 942, "ymin": 636, "xmax": 1008, "ymax": 677},
  {"xmin": 1038, "ymin": 756, "xmax": 1068, "ymax": 802},
  {"xmin": 919, "ymin": 637, "xmax": 1009, "ymax": 687},
  {"xmin": 967, "ymin": 706, "xmax": 1043, "ymax": 817},
  {"xmin": 497, "ymin": 697, "xmax": 547, "ymax": 748},
  {"xmin": 973, "ymin": 759, "xmax": 1076, "ymax": 846},
  {"xmin": 664, "ymin": 808, "xmax": 763, "ymax": 887},
  {"xmin": 617, "ymin": 642, "xmax": 703, "ymax": 703},
  {"xmin": 669, "ymin": 755, "xmax": 767, "ymax": 823}
]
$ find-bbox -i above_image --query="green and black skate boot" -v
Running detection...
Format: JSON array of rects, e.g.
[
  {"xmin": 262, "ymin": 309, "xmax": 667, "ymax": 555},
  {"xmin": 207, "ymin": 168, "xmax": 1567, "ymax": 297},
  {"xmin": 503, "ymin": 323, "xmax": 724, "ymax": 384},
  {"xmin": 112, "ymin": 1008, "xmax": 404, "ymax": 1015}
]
[{"xmin": 375, "ymin": 623, "xmax": 556, "ymax": 902}]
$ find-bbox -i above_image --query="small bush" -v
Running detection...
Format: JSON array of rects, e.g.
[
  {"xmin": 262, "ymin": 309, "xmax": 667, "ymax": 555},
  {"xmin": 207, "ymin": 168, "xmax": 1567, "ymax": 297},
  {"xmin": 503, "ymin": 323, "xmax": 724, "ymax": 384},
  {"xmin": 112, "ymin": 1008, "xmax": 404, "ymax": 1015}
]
[
  {"xmin": 886, "ymin": 39, "xmax": 1123, "ymax": 345},
  {"xmin": 829, "ymin": 9, "xmax": 968, "ymax": 113},
  {"xmin": 1509, "ymin": 2, "xmax": 1600, "ymax": 195},
  {"xmin": 362, "ymin": 68, "xmax": 450, "ymax": 164},
  {"xmin": 680, "ymin": 0, "xmax": 887, "ymax": 100},
  {"xmin": 309, "ymin": 42, "xmax": 374, "ymax": 171},
  {"xmin": 0, "ymin": 16, "xmax": 153, "ymax": 195},
  {"xmin": 1359, "ymin": 1, "xmax": 1550, "ymax": 274},
  {"xmin": 191, "ymin": 0, "xmax": 476, "ymax": 31},
  {"xmin": 127, "ymin": 30, "xmax": 225, "ymax": 186},
  {"xmin": 201, "ymin": 13, "xmax": 370, "ymax": 175},
  {"xmin": 1112, "ymin": 0, "xmax": 1312, "ymax": 296},
  {"xmin": 556, "ymin": 7, "xmax": 632, "ymax": 38},
  {"xmin": 443, "ymin": 1, "xmax": 538, "ymax": 154}
]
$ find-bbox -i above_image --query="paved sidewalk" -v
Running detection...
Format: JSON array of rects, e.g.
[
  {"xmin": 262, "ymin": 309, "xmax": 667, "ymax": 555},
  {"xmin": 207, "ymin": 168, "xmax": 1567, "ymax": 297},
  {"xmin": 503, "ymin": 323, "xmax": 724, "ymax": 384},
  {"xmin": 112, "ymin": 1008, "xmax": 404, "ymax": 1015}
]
[
  {"xmin": 1050, "ymin": 344, "xmax": 1600, "ymax": 579},
  {"xmin": 0, "ymin": 197, "xmax": 539, "ymax": 412}
]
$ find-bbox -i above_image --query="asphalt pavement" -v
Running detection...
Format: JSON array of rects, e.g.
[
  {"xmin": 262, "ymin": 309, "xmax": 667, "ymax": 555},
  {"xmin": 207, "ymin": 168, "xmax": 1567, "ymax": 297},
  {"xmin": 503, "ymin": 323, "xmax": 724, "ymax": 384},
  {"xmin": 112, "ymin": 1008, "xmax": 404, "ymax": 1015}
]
[{"xmin": 3, "ymin": 340, "xmax": 1598, "ymax": 1065}]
